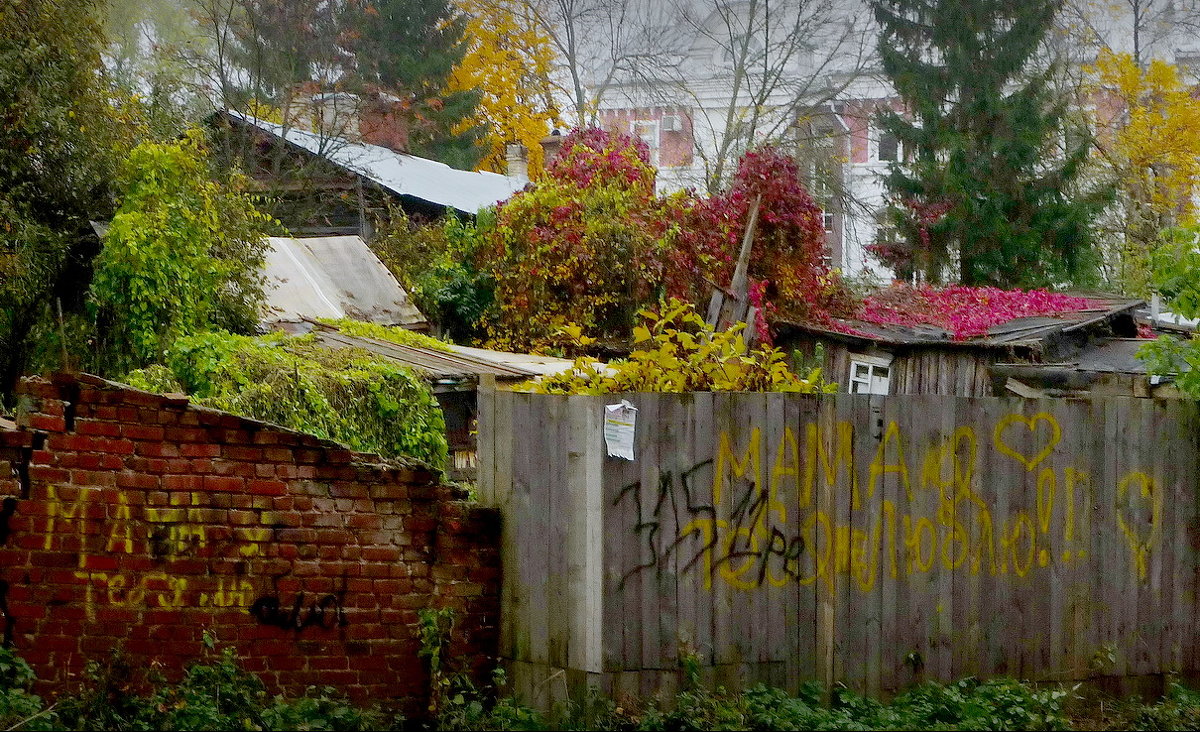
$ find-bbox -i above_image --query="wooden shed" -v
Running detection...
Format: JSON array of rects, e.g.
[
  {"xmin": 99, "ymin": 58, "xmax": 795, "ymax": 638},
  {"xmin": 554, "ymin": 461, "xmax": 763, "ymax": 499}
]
[{"xmin": 774, "ymin": 295, "xmax": 1145, "ymax": 397}]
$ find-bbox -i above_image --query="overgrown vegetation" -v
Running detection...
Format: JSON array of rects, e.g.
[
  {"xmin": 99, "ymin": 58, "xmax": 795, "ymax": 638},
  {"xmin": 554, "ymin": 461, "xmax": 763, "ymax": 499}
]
[
  {"xmin": 320, "ymin": 318, "xmax": 456, "ymax": 353},
  {"xmin": 125, "ymin": 331, "xmax": 448, "ymax": 469},
  {"xmin": 522, "ymin": 300, "xmax": 834, "ymax": 395},
  {"xmin": 1138, "ymin": 223, "xmax": 1200, "ymax": 395},
  {"xmin": 370, "ymin": 208, "xmax": 495, "ymax": 344},
  {"xmin": 90, "ymin": 132, "xmax": 278, "ymax": 374},
  {"xmin": 0, "ymin": 639, "xmax": 1198, "ymax": 730}
]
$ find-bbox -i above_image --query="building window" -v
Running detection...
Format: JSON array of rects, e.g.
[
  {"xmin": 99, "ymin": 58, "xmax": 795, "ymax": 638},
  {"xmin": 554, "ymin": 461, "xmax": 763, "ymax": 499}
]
[
  {"xmin": 631, "ymin": 120, "xmax": 659, "ymax": 166},
  {"xmin": 876, "ymin": 129, "xmax": 901, "ymax": 162},
  {"xmin": 848, "ymin": 353, "xmax": 892, "ymax": 395}
]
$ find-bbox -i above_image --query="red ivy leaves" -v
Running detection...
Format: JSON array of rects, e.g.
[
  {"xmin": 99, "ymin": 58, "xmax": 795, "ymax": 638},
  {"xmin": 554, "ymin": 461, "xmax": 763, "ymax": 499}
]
[{"xmin": 851, "ymin": 283, "xmax": 1100, "ymax": 340}]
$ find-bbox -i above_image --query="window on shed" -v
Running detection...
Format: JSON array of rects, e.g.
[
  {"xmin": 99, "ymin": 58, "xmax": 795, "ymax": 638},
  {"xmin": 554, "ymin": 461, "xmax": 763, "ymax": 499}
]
[{"xmin": 848, "ymin": 354, "xmax": 892, "ymax": 395}]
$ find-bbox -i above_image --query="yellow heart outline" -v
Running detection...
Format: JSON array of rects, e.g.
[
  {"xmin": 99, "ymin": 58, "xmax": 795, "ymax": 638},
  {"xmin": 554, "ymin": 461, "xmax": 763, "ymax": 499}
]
[{"xmin": 993, "ymin": 412, "xmax": 1061, "ymax": 472}]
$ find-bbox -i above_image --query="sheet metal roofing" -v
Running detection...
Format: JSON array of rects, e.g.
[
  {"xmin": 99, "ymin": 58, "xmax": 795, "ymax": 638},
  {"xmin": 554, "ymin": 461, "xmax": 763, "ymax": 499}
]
[
  {"xmin": 308, "ymin": 326, "xmax": 575, "ymax": 382},
  {"xmin": 225, "ymin": 110, "xmax": 527, "ymax": 214},
  {"xmin": 261, "ymin": 235, "xmax": 426, "ymax": 328},
  {"xmin": 781, "ymin": 295, "xmax": 1144, "ymax": 348}
]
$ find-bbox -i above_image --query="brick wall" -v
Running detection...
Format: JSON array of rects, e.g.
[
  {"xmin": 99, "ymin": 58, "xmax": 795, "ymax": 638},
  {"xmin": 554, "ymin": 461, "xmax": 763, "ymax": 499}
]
[{"xmin": 0, "ymin": 373, "xmax": 499, "ymax": 713}]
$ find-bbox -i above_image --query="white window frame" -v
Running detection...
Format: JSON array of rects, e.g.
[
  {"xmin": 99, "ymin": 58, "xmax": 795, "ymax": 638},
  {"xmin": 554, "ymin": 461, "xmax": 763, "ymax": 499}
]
[
  {"xmin": 848, "ymin": 353, "xmax": 893, "ymax": 395},
  {"xmin": 631, "ymin": 119, "xmax": 660, "ymax": 166},
  {"xmin": 873, "ymin": 126, "xmax": 902, "ymax": 163}
]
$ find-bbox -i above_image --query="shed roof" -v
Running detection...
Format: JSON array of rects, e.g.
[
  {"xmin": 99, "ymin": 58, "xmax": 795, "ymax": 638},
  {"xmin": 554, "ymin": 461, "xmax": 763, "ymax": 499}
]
[
  {"xmin": 997, "ymin": 338, "xmax": 1154, "ymax": 376},
  {"xmin": 224, "ymin": 110, "xmax": 527, "ymax": 214},
  {"xmin": 262, "ymin": 235, "xmax": 426, "ymax": 328},
  {"xmin": 780, "ymin": 295, "xmax": 1144, "ymax": 349},
  {"xmin": 306, "ymin": 325, "xmax": 575, "ymax": 382}
]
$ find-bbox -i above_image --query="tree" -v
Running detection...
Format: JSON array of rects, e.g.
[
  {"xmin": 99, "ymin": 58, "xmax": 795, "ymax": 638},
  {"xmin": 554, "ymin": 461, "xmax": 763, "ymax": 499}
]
[
  {"xmin": 1087, "ymin": 50, "xmax": 1200, "ymax": 295},
  {"xmin": 0, "ymin": 0, "xmax": 122, "ymax": 395},
  {"xmin": 1060, "ymin": 0, "xmax": 1200, "ymax": 70},
  {"xmin": 345, "ymin": 0, "xmax": 484, "ymax": 168},
  {"xmin": 480, "ymin": 128, "xmax": 681, "ymax": 351},
  {"xmin": 89, "ymin": 133, "xmax": 277, "ymax": 373},
  {"xmin": 449, "ymin": 0, "xmax": 560, "ymax": 176},
  {"xmin": 873, "ymin": 0, "xmax": 1107, "ymax": 287},
  {"xmin": 667, "ymin": 0, "xmax": 873, "ymax": 193}
]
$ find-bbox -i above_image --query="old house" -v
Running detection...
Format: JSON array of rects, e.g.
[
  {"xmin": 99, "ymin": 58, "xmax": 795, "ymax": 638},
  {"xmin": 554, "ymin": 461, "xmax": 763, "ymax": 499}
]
[
  {"xmin": 209, "ymin": 109, "xmax": 526, "ymax": 235},
  {"xmin": 774, "ymin": 295, "xmax": 1147, "ymax": 397}
]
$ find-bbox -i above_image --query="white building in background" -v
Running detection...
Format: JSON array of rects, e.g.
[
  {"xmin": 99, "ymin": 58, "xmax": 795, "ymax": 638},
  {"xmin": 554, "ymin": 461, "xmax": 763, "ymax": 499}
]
[{"xmin": 578, "ymin": 0, "xmax": 1200, "ymax": 281}]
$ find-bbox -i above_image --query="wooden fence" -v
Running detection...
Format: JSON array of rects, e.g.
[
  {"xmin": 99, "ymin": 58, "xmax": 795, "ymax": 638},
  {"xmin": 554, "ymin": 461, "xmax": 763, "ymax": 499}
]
[{"xmin": 476, "ymin": 388, "xmax": 1200, "ymax": 706}]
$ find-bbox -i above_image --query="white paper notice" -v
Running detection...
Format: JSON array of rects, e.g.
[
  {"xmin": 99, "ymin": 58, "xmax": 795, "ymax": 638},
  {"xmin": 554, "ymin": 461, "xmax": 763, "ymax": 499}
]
[{"xmin": 603, "ymin": 400, "xmax": 637, "ymax": 461}]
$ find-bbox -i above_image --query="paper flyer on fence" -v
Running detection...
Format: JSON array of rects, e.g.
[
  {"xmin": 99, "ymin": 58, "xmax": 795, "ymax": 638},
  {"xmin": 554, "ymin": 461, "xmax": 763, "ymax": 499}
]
[{"xmin": 603, "ymin": 400, "xmax": 637, "ymax": 460}]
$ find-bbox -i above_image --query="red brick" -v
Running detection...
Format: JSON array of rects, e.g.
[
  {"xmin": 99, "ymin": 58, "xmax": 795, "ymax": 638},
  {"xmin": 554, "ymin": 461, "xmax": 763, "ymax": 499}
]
[
  {"xmin": 116, "ymin": 472, "xmax": 159, "ymax": 489},
  {"xmin": 122, "ymin": 424, "xmax": 165, "ymax": 440},
  {"xmin": 75, "ymin": 419, "xmax": 121, "ymax": 437},
  {"xmin": 162, "ymin": 475, "xmax": 203, "ymax": 491},
  {"xmin": 26, "ymin": 414, "xmax": 66, "ymax": 432},
  {"xmin": 248, "ymin": 479, "xmax": 286, "ymax": 496},
  {"xmin": 203, "ymin": 475, "xmax": 244, "ymax": 492},
  {"xmin": 181, "ymin": 443, "xmax": 221, "ymax": 458}
]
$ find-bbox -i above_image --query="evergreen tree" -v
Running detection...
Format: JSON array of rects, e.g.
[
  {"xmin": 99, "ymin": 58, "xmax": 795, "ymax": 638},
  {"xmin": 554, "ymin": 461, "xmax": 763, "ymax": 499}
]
[
  {"xmin": 346, "ymin": 0, "xmax": 484, "ymax": 169},
  {"xmin": 872, "ymin": 0, "xmax": 1107, "ymax": 287}
]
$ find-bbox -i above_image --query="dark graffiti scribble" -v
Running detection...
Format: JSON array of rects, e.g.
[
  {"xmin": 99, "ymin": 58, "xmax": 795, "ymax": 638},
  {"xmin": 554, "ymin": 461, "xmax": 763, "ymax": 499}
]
[
  {"xmin": 249, "ymin": 592, "xmax": 348, "ymax": 631},
  {"xmin": 615, "ymin": 459, "xmax": 806, "ymax": 590}
]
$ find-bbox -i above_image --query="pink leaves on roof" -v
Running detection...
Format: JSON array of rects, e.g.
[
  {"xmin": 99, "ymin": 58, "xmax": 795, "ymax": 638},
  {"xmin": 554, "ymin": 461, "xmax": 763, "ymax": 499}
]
[{"xmin": 852, "ymin": 283, "xmax": 1101, "ymax": 340}]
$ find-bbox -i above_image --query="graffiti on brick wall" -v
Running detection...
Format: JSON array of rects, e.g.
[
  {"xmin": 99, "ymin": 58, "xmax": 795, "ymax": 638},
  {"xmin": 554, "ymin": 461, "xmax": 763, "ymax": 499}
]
[
  {"xmin": 13, "ymin": 486, "xmax": 351, "ymax": 631},
  {"xmin": 616, "ymin": 412, "xmax": 1163, "ymax": 593}
]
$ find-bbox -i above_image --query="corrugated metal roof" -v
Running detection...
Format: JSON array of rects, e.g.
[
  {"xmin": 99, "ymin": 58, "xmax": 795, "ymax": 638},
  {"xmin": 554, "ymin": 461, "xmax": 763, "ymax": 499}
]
[
  {"xmin": 262, "ymin": 235, "xmax": 426, "ymax": 328},
  {"xmin": 783, "ymin": 296, "xmax": 1144, "ymax": 348},
  {"xmin": 225, "ymin": 110, "xmax": 527, "ymax": 214}
]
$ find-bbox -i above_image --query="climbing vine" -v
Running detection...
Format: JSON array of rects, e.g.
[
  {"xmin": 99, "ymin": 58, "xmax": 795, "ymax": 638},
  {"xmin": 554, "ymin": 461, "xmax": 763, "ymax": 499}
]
[
  {"xmin": 480, "ymin": 132, "xmax": 845, "ymax": 351},
  {"xmin": 849, "ymin": 283, "xmax": 1100, "ymax": 340},
  {"xmin": 89, "ymin": 131, "xmax": 277, "ymax": 372}
]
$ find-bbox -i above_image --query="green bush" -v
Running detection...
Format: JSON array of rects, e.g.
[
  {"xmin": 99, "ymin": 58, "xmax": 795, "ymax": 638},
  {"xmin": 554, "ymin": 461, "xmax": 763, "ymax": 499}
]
[
  {"xmin": 370, "ymin": 208, "xmax": 494, "ymax": 345},
  {"xmin": 125, "ymin": 330, "xmax": 448, "ymax": 469}
]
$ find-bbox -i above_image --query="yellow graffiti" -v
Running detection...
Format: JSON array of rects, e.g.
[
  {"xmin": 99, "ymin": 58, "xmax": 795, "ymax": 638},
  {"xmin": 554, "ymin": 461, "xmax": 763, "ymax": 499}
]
[
  {"xmin": 46, "ymin": 485, "xmax": 262, "ymax": 613},
  {"xmin": 805, "ymin": 421, "xmax": 857, "ymax": 508},
  {"xmin": 669, "ymin": 410, "xmax": 1158, "ymax": 595},
  {"xmin": 869, "ymin": 420, "xmax": 912, "ymax": 501},
  {"xmin": 993, "ymin": 412, "xmax": 1062, "ymax": 471},
  {"xmin": 1116, "ymin": 471, "xmax": 1163, "ymax": 580},
  {"xmin": 199, "ymin": 578, "xmax": 256, "ymax": 608}
]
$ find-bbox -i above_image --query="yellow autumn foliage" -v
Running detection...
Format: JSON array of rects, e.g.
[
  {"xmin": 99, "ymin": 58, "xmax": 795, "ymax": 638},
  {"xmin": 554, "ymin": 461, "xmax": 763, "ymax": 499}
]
[
  {"xmin": 1088, "ymin": 50, "xmax": 1200, "ymax": 295},
  {"xmin": 450, "ymin": 0, "xmax": 560, "ymax": 177}
]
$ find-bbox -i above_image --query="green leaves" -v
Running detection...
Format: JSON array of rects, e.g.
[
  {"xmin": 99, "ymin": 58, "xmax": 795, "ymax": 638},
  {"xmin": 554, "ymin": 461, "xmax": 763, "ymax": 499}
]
[
  {"xmin": 126, "ymin": 331, "xmax": 449, "ymax": 469},
  {"xmin": 89, "ymin": 132, "xmax": 275, "ymax": 373},
  {"xmin": 521, "ymin": 299, "xmax": 836, "ymax": 396}
]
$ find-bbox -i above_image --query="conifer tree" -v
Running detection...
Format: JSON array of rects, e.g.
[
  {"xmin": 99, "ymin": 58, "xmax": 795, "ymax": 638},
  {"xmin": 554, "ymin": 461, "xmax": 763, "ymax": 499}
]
[
  {"xmin": 872, "ymin": 0, "xmax": 1106, "ymax": 287},
  {"xmin": 347, "ymin": 0, "xmax": 484, "ymax": 168}
]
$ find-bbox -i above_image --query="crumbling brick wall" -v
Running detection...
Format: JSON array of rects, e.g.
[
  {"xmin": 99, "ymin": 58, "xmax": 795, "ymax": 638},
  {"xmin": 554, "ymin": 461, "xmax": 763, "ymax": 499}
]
[{"xmin": 0, "ymin": 373, "xmax": 499, "ymax": 712}]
